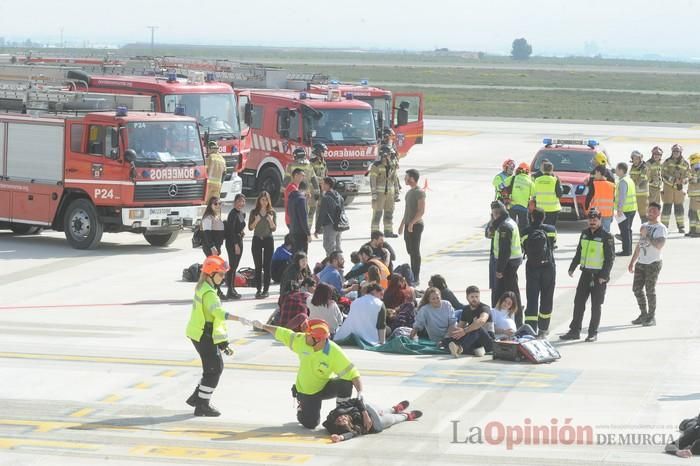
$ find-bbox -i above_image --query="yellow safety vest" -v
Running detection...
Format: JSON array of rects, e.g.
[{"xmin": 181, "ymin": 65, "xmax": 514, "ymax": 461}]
[
  {"xmin": 186, "ymin": 282, "xmax": 228, "ymax": 344},
  {"xmin": 615, "ymin": 175, "xmax": 637, "ymax": 213},
  {"xmin": 580, "ymin": 237, "xmax": 605, "ymax": 271},
  {"xmin": 510, "ymin": 174, "xmax": 534, "ymax": 208},
  {"xmin": 534, "ymin": 175, "xmax": 561, "ymax": 213},
  {"xmin": 493, "ymin": 218, "xmax": 523, "ymax": 260},
  {"xmin": 590, "ymin": 180, "xmax": 615, "ymax": 217}
]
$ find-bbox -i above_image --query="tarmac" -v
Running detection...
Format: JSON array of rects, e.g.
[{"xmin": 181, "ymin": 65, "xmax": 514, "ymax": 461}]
[{"xmin": 1, "ymin": 118, "xmax": 699, "ymax": 465}]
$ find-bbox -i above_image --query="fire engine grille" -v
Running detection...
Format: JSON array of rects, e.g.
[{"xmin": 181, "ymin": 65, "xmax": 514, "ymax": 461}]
[
  {"xmin": 326, "ymin": 159, "xmax": 372, "ymax": 173},
  {"xmin": 223, "ymin": 154, "xmax": 238, "ymax": 182},
  {"xmin": 134, "ymin": 181, "xmax": 206, "ymax": 202}
]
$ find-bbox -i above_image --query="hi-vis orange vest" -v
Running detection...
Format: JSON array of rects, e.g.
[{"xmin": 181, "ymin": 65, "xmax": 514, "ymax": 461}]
[
  {"xmin": 367, "ymin": 258, "xmax": 390, "ymax": 289},
  {"xmin": 590, "ymin": 180, "xmax": 615, "ymax": 217}
]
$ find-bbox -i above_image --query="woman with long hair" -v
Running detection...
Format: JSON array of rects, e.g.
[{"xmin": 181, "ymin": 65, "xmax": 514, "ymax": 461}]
[
  {"xmin": 323, "ymin": 398, "xmax": 423, "ymax": 443},
  {"xmin": 410, "ymin": 287, "xmax": 456, "ymax": 342},
  {"xmin": 383, "ymin": 274, "xmax": 415, "ymax": 309},
  {"xmin": 359, "ymin": 265, "xmax": 382, "ymax": 296},
  {"xmin": 224, "ymin": 193, "xmax": 246, "ymax": 300},
  {"xmin": 279, "ymin": 251, "xmax": 312, "ymax": 296},
  {"xmin": 492, "ymin": 291, "xmax": 535, "ymax": 340},
  {"xmin": 201, "ymin": 196, "xmax": 226, "ymax": 299},
  {"xmin": 307, "ymin": 283, "xmax": 344, "ymax": 335},
  {"xmin": 248, "ymin": 191, "xmax": 277, "ymax": 299}
]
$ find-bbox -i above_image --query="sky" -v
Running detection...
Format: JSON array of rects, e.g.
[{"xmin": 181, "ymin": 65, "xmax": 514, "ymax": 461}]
[{"xmin": 1, "ymin": 0, "xmax": 698, "ymax": 59}]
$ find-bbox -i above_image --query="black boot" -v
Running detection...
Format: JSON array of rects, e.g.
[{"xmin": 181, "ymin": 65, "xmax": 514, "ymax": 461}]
[
  {"xmin": 194, "ymin": 401, "xmax": 221, "ymax": 417},
  {"xmin": 186, "ymin": 388, "xmax": 198, "ymax": 407}
]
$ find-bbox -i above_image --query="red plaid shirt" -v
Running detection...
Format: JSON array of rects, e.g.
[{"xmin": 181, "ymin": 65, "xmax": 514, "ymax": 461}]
[{"xmin": 278, "ymin": 291, "xmax": 310, "ymax": 330}]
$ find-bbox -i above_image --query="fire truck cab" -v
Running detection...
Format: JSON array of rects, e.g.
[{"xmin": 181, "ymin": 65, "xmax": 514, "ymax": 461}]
[
  {"xmin": 307, "ymin": 82, "xmax": 423, "ymax": 157},
  {"xmin": 238, "ymin": 88, "xmax": 378, "ymax": 204},
  {"xmin": 0, "ymin": 108, "xmax": 207, "ymax": 249}
]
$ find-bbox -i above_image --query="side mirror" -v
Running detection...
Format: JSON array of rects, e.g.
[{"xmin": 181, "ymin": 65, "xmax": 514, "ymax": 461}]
[
  {"xmin": 244, "ymin": 102, "xmax": 252, "ymax": 126},
  {"xmin": 124, "ymin": 149, "xmax": 137, "ymax": 163}
]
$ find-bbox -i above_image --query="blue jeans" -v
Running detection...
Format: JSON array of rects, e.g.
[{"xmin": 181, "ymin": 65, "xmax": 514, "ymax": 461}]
[
  {"xmin": 443, "ymin": 327, "xmax": 493, "ymax": 353},
  {"xmin": 601, "ymin": 216, "xmax": 613, "ymax": 233},
  {"xmin": 510, "ymin": 205, "xmax": 529, "ymax": 232}
]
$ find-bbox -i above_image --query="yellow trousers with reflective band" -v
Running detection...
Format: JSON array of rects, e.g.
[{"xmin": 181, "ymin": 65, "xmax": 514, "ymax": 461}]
[
  {"xmin": 206, "ymin": 181, "xmax": 222, "ymax": 203},
  {"xmin": 371, "ymin": 192, "xmax": 395, "ymax": 234},
  {"xmin": 689, "ymin": 197, "xmax": 700, "ymax": 233},
  {"xmin": 648, "ymin": 186, "xmax": 661, "ymax": 205},
  {"xmin": 661, "ymin": 186, "xmax": 685, "ymax": 229},
  {"xmin": 636, "ymin": 195, "xmax": 648, "ymax": 221}
]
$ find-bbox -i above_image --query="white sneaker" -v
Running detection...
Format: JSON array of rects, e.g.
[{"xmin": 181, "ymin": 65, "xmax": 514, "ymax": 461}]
[
  {"xmin": 472, "ymin": 346, "xmax": 486, "ymax": 357},
  {"xmin": 448, "ymin": 341, "xmax": 463, "ymax": 358}
]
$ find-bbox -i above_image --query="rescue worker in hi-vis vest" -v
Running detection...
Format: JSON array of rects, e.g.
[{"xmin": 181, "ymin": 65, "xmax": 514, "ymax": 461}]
[
  {"xmin": 533, "ymin": 161, "xmax": 563, "ymax": 227},
  {"xmin": 560, "ymin": 208, "xmax": 615, "ymax": 343},
  {"xmin": 284, "ymin": 148, "xmax": 319, "ymax": 229},
  {"xmin": 614, "ymin": 162, "xmax": 638, "ymax": 257},
  {"xmin": 370, "ymin": 145, "xmax": 399, "ymax": 237},
  {"xmin": 506, "ymin": 162, "xmax": 535, "ymax": 231},
  {"xmin": 629, "ymin": 150, "xmax": 650, "ymax": 223},
  {"xmin": 647, "ymin": 146, "xmax": 664, "ymax": 205},
  {"xmin": 493, "ymin": 159, "xmax": 515, "ymax": 205},
  {"xmin": 310, "ymin": 143, "xmax": 328, "ymax": 226},
  {"xmin": 586, "ymin": 165, "xmax": 616, "ymax": 232},
  {"xmin": 185, "ymin": 256, "xmax": 243, "ymax": 417},
  {"xmin": 205, "ymin": 141, "xmax": 226, "ymax": 203},
  {"xmin": 660, "ymin": 144, "xmax": 690, "ymax": 233},
  {"xmin": 687, "ymin": 153, "xmax": 700, "ymax": 237}
]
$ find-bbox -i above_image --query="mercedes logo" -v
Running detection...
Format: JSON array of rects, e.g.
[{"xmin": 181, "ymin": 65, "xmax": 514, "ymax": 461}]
[
  {"xmin": 168, "ymin": 184, "xmax": 179, "ymax": 198},
  {"xmin": 339, "ymin": 160, "xmax": 350, "ymax": 171}
]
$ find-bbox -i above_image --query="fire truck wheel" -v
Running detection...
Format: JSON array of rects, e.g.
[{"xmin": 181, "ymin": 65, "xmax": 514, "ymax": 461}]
[
  {"xmin": 10, "ymin": 224, "xmax": 42, "ymax": 235},
  {"xmin": 258, "ymin": 167, "xmax": 282, "ymax": 206},
  {"xmin": 342, "ymin": 194, "xmax": 356, "ymax": 206},
  {"xmin": 64, "ymin": 198, "xmax": 103, "ymax": 250},
  {"xmin": 144, "ymin": 231, "xmax": 179, "ymax": 247}
]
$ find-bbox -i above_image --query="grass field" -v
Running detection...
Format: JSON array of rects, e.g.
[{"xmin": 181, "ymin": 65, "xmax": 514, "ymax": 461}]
[{"xmin": 4, "ymin": 45, "xmax": 700, "ymax": 122}]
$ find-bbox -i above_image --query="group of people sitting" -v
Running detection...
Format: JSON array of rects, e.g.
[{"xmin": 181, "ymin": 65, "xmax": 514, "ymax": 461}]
[{"xmin": 268, "ymin": 230, "xmax": 535, "ymax": 357}]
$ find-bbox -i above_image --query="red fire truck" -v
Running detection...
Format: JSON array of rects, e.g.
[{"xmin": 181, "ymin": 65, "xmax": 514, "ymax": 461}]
[
  {"xmin": 237, "ymin": 88, "xmax": 378, "ymax": 204},
  {"xmin": 0, "ymin": 105, "xmax": 207, "ymax": 249},
  {"xmin": 307, "ymin": 82, "xmax": 423, "ymax": 157}
]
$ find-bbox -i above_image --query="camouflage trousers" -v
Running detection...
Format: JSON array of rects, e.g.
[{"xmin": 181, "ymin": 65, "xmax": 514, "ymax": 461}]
[{"xmin": 632, "ymin": 260, "xmax": 663, "ymax": 318}]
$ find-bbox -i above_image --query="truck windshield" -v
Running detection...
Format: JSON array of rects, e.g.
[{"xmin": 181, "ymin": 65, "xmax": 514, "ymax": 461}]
[
  {"xmin": 307, "ymin": 108, "xmax": 377, "ymax": 145},
  {"xmin": 533, "ymin": 150, "xmax": 596, "ymax": 173},
  {"xmin": 163, "ymin": 93, "xmax": 240, "ymax": 138},
  {"xmin": 127, "ymin": 121, "xmax": 204, "ymax": 165}
]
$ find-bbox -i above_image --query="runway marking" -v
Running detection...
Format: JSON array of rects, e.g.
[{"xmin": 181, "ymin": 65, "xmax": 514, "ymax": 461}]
[
  {"xmin": 608, "ymin": 136, "xmax": 700, "ymax": 144},
  {"xmin": 69, "ymin": 408, "xmax": 95, "ymax": 418},
  {"xmin": 424, "ymin": 129, "xmax": 480, "ymax": 137},
  {"xmin": 158, "ymin": 369, "xmax": 179, "ymax": 377},
  {"xmin": 100, "ymin": 394, "xmax": 123, "ymax": 404},
  {"xmin": 130, "ymin": 445, "xmax": 312, "ymax": 463},
  {"xmin": 0, "ymin": 437, "xmax": 98, "ymax": 451},
  {"xmin": 131, "ymin": 382, "xmax": 152, "ymax": 390},
  {"xmin": 230, "ymin": 338, "xmax": 252, "ymax": 346}
]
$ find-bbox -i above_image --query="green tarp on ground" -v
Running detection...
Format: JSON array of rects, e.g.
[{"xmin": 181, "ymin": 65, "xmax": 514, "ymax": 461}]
[{"xmin": 335, "ymin": 334, "xmax": 448, "ymax": 355}]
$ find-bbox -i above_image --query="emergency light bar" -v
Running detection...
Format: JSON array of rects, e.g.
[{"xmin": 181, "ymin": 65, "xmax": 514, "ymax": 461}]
[{"xmin": 543, "ymin": 138, "xmax": 598, "ymax": 148}]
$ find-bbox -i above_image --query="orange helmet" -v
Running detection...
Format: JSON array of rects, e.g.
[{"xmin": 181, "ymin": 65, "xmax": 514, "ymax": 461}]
[
  {"xmin": 517, "ymin": 162, "xmax": 530, "ymax": 173},
  {"xmin": 202, "ymin": 256, "xmax": 230, "ymax": 275},
  {"xmin": 306, "ymin": 319, "xmax": 331, "ymax": 341},
  {"xmin": 502, "ymin": 159, "xmax": 515, "ymax": 170}
]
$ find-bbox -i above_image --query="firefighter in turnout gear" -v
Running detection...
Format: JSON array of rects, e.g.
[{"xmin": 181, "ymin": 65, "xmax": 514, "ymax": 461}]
[
  {"xmin": 560, "ymin": 209, "xmax": 615, "ymax": 343},
  {"xmin": 381, "ymin": 128, "xmax": 402, "ymax": 202},
  {"xmin": 647, "ymin": 146, "xmax": 664, "ymax": 205},
  {"xmin": 687, "ymin": 153, "xmax": 700, "ymax": 237},
  {"xmin": 310, "ymin": 143, "xmax": 328, "ymax": 226},
  {"xmin": 370, "ymin": 145, "xmax": 399, "ymax": 237},
  {"xmin": 629, "ymin": 150, "xmax": 650, "ymax": 223},
  {"xmin": 185, "ymin": 256, "xmax": 243, "ymax": 417},
  {"xmin": 284, "ymin": 148, "xmax": 319, "ymax": 229},
  {"xmin": 205, "ymin": 141, "xmax": 226, "ymax": 203},
  {"xmin": 493, "ymin": 159, "xmax": 515, "ymax": 204},
  {"xmin": 660, "ymin": 144, "xmax": 690, "ymax": 232}
]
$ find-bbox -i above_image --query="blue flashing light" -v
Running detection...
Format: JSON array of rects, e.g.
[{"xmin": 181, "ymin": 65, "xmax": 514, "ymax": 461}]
[
  {"xmin": 299, "ymin": 91, "xmax": 308, "ymax": 100},
  {"xmin": 587, "ymin": 139, "xmax": 599, "ymax": 147},
  {"xmin": 115, "ymin": 106, "xmax": 128, "ymax": 117},
  {"xmin": 360, "ymin": 79, "xmax": 369, "ymax": 86},
  {"xmin": 167, "ymin": 71, "xmax": 177, "ymax": 82},
  {"xmin": 575, "ymin": 184, "xmax": 587, "ymax": 195},
  {"xmin": 174, "ymin": 105, "xmax": 185, "ymax": 116},
  {"xmin": 543, "ymin": 138, "xmax": 553, "ymax": 145},
  {"xmin": 330, "ymin": 80, "xmax": 340, "ymax": 85},
  {"xmin": 346, "ymin": 93, "xmax": 354, "ymax": 100}
]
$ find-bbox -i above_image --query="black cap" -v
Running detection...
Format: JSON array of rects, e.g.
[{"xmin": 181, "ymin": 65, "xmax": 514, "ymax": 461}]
[
  {"xmin": 587, "ymin": 208, "xmax": 602, "ymax": 219},
  {"xmin": 491, "ymin": 200, "xmax": 506, "ymax": 211}
]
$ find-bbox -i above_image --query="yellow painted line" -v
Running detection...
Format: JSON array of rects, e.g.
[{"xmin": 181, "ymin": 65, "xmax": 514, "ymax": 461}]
[
  {"xmin": 130, "ymin": 445, "xmax": 312, "ymax": 464},
  {"xmin": 132, "ymin": 382, "xmax": 152, "ymax": 390},
  {"xmin": 425, "ymin": 129, "xmax": 480, "ymax": 137},
  {"xmin": 608, "ymin": 136, "xmax": 700, "ymax": 144},
  {"xmin": 0, "ymin": 419, "xmax": 74, "ymax": 433},
  {"xmin": 0, "ymin": 437, "xmax": 99, "ymax": 451},
  {"xmin": 0, "ymin": 352, "xmax": 413, "ymax": 378},
  {"xmin": 69, "ymin": 408, "xmax": 95, "ymax": 418},
  {"xmin": 230, "ymin": 338, "xmax": 251, "ymax": 346},
  {"xmin": 166, "ymin": 428, "xmax": 329, "ymax": 444},
  {"xmin": 435, "ymin": 369, "xmax": 557, "ymax": 379},
  {"xmin": 100, "ymin": 394, "xmax": 123, "ymax": 404},
  {"xmin": 158, "ymin": 369, "xmax": 179, "ymax": 377}
]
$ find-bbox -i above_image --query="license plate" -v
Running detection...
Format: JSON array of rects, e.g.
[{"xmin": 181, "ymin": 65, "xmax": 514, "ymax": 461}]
[
  {"xmin": 149, "ymin": 208, "xmax": 172, "ymax": 215},
  {"xmin": 353, "ymin": 174, "xmax": 366, "ymax": 184},
  {"xmin": 561, "ymin": 206, "xmax": 573, "ymax": 213}
]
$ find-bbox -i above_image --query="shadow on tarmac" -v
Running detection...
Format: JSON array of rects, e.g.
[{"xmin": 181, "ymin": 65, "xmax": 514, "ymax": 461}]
[
  {"xmin": 70, "ymin": 413, "xmax": 194, "ymax": 430},
  {"xmin": 658, "ymin": 393, "xmax": 700, "ymax": 401},
  {"xmin": 210, "ymin": 422, "xmax": 328, "ymax": 442}
]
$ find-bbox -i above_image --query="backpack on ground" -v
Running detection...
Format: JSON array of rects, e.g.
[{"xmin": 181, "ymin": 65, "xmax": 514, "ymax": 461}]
[
  {"xmin": 182, "ymin": 263, "xmax": 202, "ymax": 282},
  {"xmin": 332, "ymin": 193, "xmax": 350, "ymax": 232},
  {"xmin": 525, "ymin": 228, "xmax": 551, "ymax": 266},
  {"xmin": 493, "ymin": 339, "xmax": 561, "ymax": 364},
  {"xmin": 393, "ymin": 263, "xmax": 415, "ymax": 285},
  {"xmin": 235, "ymin": 267, "xmax": 257, "ymax": 288},
  {"xmin": 191, "ymin": 225, "xmax": 203, "ymax": 249}
]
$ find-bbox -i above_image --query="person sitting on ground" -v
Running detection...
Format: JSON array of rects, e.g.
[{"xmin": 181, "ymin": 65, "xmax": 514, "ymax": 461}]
[
  {"xmin": 363, "ymin": 231, "xmax": 396, "ymax": 271},
  {"xmin": 383, "ymin": 274, "xmax": 415, "ymax": 309},
  {"xmin": 280, "ymin": 251, "xmax": 313, "ymax": 296},
  {"xmin": 317, "ymin": 251, "xmax": 359, "ymax": 296},
  {"xmin": 277, "ymin": 278, "xmax": 315, "ymax": 330},
  {"xmin": 445, "ymin": 285, "xmax": 494, "ymax": 358},
  {"xmin": 333, "ymin": 284, "xmax": 387, "ymax": 346},
  {"xmin": 271, "ymin": 234, "xmax": 294, "ymax": 284},
  {"xmin": 360, "ymin": 265, "xmax": 382, "ymax": 296},
  {"xmin": 410, "ymin": 287, "xmax": 456, "ymax": 343},
  {"xmin": 492, "ymin": 291, "xmax": 536, "ymax": 340},
  {"xmin": 307, "ymin": 283, "xmax": 345, "ymax": 336},
  {"xmin": 344, "ymin": 245, "xmax": 390, "ymax": 288},
  {"xmin": 428, "ymin": 274, "xmax": 464, "ymax": 311},
  {"xmin": 323, "ymin": 398, "xmax": 422, "ymax": 443}
]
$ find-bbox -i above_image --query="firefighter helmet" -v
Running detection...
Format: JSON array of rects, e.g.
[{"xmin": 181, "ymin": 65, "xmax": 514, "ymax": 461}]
[
  {"xmin": 689, "ymin": 153, "xmax": 700, "ymax": 165},
  {"xmin": 202, "ymin": 256, "xmax": 229, "ymax": 275},
  {"xmin": 517, "ymin": 162, "xmax": 530, "ymax": 173},
  {"xmin": 594, "ymin": 152, "xmax": 608, "ymax": 166},
  {"xmin": 672, "ymin": 143, "xmax": 683, "ymax": 154},
  {"xmin": 651, "ymin": 146, "xmax": 663, "ymax": 156},
  {"xmin": 379, "ymin": 144, "xmax": 392, "ymax": 157},
  {"xmin": 502, "ymin": 159, "xmax": 515, "ymax": 170},
  {"xmin": 630, "ymin": 150, "xmax": 643, "ymax": 161},
  {"xmin": 207, "ymin": 141, "xmax": 219, "ymax": 150},
  {"xmin": 306, "ymin": 319, "xmax": 331, "ymax": 341},
  {"xmin": 292, "ymin": 148, "xmax": 307, "ymax": 160},
  {"xmin": 312, "ymin": 143, "xmax": 328, "ymax": 156},
  {"xmin": 382, "ymin": 128, "xmax": 396, "ymax": 138}
]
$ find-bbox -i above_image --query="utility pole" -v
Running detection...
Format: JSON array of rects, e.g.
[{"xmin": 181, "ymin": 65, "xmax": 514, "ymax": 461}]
[{"xmin": 147, "ymin": 26, "xmax": 158, "ymax": 57}]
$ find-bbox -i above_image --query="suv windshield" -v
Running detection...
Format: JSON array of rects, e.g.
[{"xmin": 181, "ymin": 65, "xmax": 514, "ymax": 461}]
[
  {"xmin": 533, "ymin": 149, "xmax": 596, "ymax": 173},
  {"xmin": 127, "ymin": 121, "xmax": 204, "ymax": 166},
  {"xmin": 163, "ymin": 93, "xmax": 240, "ymax": 138},
  {"xmin": 305, "ymin": 108, "xmax": 377, "ymax": 145}
]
